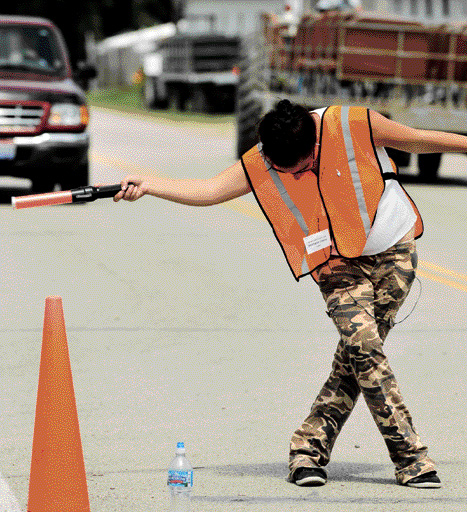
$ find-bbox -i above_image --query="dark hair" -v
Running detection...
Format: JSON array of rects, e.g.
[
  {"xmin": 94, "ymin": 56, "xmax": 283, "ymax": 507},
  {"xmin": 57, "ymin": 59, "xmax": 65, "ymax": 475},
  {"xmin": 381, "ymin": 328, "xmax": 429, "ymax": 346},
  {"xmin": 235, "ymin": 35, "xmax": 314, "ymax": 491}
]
[{"xmin": 258, "ymin": 99, "xmax": 316, "ymax": 168}]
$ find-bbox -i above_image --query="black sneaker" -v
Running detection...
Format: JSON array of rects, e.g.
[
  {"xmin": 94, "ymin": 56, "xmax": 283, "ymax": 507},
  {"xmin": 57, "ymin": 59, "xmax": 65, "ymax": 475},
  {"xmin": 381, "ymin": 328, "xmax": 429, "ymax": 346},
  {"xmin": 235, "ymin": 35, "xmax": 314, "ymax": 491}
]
[
  {"xmin": 403, "ymin": 471, "xmax": 441, "ymax": 488},
  {"xmin": 291, "ymin": 467, "xmax": 327, "ymax": 486}
]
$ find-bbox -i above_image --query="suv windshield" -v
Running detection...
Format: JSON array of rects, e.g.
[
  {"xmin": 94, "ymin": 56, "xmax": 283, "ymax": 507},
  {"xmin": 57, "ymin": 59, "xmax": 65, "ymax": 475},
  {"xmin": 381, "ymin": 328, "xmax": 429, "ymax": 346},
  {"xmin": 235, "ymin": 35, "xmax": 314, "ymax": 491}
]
[{"xmin": 0, "ymin": 24, "xmax": 67, "ymax": 77}]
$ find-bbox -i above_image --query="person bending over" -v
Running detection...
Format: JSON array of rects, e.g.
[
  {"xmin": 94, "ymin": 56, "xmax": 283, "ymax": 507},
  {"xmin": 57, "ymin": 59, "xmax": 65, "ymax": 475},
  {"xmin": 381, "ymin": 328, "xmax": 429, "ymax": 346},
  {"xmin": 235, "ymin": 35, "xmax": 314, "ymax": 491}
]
[{"xmin": 114, "ymin": 100, "xmax": 467, "ymax": 488}]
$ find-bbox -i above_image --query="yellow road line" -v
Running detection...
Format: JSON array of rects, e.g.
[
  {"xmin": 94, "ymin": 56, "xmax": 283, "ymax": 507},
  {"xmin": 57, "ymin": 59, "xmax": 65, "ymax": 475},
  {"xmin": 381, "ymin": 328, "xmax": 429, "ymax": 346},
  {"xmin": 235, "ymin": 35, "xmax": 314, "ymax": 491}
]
[
  {"xmin": 417, "ymin": 269, "xmax": 467, "ymax": 293},
  {"xmin": 92, "ymin": 152, "xmax": 140, "ymax": 173},
  {"xmin": 223, "ymin": 197, "xmax": 264, "ymax": 220},
  {"xmin": 92, "ymin": 152, "xmax": 466, "ymax": 293},
  {"xmin": 419, "ymin": 261, "xmax": 467, "ymax": 283}
]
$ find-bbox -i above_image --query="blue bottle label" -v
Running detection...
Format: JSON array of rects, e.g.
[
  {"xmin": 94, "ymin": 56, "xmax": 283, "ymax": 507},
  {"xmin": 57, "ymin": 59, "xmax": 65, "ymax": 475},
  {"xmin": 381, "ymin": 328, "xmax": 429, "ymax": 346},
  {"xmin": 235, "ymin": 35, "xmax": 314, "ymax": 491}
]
[{"xmin": 168, "ymin": 470, "xmax": 193, "ymax": 488}]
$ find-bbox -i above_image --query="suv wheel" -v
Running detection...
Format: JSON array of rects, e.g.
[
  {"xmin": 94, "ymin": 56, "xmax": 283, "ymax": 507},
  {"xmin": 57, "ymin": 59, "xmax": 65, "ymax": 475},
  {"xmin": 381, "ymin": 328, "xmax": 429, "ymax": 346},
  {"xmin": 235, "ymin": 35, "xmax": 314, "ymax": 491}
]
[
  {"xmin": 31, "ymin": 173, "xmax": 56, "ymax": 194},
  {"xmin": 59, "ymin": 160, "xmax": 89, "ymax": 190}
]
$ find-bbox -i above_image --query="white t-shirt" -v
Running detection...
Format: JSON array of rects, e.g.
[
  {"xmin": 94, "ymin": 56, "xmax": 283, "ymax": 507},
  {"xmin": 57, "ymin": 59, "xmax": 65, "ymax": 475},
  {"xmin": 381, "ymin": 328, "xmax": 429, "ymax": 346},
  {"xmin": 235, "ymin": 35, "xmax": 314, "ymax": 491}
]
[
  {"xmin": 361, "ymin": 180, "xmax": 416, "ymax": 255},
  {"xmin": 313, "ymin": 108, "xmax": 416, "ymax": 256}
]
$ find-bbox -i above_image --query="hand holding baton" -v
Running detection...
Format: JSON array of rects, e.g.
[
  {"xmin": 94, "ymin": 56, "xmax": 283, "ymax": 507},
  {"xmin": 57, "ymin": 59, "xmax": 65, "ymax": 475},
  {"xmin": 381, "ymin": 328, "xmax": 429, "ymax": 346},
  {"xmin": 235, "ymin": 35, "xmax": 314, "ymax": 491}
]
[{"xmin": 11, "ymin": 184, "xmax": 131, "ymax": 209}]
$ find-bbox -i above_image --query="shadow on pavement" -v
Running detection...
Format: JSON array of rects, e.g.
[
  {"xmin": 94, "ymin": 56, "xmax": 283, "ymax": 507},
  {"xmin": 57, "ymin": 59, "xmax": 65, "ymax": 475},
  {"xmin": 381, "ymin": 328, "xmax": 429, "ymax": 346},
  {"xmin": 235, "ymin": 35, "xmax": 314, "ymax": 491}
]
[
  {"xmin": 194, "ymin": 460, "xmax": 466, "ymax": 505},
  {"xmin": 0, "ymin": 185, "xmax": 31, "ymax": 205},
  {"xmin": 399, "ymin": 174, "xmax": 467, "ymax": 187},
  {"xmin": 210, "ymin": 460, "xmax": 393, "ymax": 485}
]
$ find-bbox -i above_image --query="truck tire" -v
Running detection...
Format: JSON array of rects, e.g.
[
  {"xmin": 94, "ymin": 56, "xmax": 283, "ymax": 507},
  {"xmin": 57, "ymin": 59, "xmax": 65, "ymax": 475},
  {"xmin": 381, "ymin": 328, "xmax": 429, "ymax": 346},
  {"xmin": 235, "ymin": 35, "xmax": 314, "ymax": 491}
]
[
  {"xmin": 191, "ymin": 86, "xmax": 209, "ymax": 112},
  {"xmin": 167, "ymin": 84, "xmax": 185, "ymax": 111},
  {"xmin": 417, "ymin": 153, "xmax": 441, "ymax": 182},
  {"xmin": 142, "ymin": 78, "xmax": 156, "ymax": 109},
  {"xmin": 188, "ymin": 86, "xmax": 208, "ymax": 113}
]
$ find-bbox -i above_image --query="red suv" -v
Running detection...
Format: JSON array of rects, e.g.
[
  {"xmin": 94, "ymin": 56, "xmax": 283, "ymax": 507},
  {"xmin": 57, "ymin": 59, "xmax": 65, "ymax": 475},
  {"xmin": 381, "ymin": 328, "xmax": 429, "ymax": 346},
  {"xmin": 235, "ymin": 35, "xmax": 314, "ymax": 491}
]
[{"xmin": 0, "ymin": 15, "xmax": 95, "ymax": 192}]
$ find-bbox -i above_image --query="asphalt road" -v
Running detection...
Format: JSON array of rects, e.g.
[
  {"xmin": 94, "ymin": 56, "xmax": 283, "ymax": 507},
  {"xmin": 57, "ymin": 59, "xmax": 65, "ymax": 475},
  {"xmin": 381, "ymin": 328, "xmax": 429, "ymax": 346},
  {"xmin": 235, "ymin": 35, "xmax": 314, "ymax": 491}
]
[{"xmin": 0, "ymin": 107, "xmax": 466, "ymax": 511}]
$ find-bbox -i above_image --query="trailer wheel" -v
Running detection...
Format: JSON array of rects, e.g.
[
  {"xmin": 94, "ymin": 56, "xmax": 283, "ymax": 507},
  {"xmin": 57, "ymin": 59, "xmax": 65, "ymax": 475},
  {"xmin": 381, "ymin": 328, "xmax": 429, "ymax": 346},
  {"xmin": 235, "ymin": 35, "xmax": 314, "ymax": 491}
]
[
  {"xmin": 236, "ymin": 64, "xmax": 264, "ymax": 157},
  {"xmin": 418, "ymin": 153, "xmax": 441, "ymax": 182},
  {"xmin": 236, "ymin": 92, "xmax": 263, "ymax": 157},
  {"xmin": 386, "ymin": 147, "xmax": 411, "ymax": 168}
]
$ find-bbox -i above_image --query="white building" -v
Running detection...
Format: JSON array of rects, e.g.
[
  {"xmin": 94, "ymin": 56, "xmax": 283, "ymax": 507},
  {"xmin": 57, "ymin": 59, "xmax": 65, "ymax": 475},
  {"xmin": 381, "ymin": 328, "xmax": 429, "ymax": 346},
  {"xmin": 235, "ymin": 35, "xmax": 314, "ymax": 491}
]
[
  {"xmin": 367, "ymin": 0, "xmax": 467, "ymax": 21},
  {"xmin": 182, "ymin": 0, "xmax": 290, "ymax": 35},
  {"xmin": 94, "ymin": 23, "xmax": 176, "ymax": 87},
  {"xmin": 183, "ymin": 0, "xmax": 467, "ymax": 33}
]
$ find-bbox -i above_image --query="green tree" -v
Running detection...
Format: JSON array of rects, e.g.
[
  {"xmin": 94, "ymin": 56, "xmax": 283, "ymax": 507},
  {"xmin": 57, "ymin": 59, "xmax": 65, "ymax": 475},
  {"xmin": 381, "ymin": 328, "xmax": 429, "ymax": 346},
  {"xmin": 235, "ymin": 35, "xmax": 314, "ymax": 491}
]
[{"xmin": 3, "ymin": 0, "xmax": 177, "ymax": 66}]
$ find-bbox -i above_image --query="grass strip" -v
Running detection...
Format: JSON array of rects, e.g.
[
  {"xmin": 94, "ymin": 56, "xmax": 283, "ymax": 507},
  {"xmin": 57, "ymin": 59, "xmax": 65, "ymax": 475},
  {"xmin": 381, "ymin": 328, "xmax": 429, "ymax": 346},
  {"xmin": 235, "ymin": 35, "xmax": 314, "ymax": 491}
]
[{"xmin": 86, "ymin": 84, "xmax": 234, "ymax": 125}]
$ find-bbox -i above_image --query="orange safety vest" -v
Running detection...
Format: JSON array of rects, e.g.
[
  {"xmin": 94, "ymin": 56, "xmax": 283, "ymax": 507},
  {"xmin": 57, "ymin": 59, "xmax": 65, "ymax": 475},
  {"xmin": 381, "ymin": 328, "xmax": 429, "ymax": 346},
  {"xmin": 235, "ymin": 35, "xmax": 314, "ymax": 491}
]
[{"xmin": 241, "ymin": 105, "xmax": 423, "ymax": 281}]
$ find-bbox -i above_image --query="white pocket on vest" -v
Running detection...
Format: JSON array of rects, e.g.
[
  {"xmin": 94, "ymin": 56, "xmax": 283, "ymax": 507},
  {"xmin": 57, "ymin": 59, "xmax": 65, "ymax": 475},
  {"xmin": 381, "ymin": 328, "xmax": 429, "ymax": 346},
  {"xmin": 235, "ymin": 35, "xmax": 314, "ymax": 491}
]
[{"xmin": 304, "ymin": 229, "xmax": 331, "ymax": 254}]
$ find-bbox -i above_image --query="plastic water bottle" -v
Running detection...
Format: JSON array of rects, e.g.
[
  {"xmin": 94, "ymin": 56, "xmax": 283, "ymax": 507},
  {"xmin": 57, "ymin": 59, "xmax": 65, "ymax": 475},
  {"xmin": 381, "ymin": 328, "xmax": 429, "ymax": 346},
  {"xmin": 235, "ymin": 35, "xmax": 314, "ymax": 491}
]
[{"xmin": 167, "ymin": 442, "xmax": 193, "ymax": 512}]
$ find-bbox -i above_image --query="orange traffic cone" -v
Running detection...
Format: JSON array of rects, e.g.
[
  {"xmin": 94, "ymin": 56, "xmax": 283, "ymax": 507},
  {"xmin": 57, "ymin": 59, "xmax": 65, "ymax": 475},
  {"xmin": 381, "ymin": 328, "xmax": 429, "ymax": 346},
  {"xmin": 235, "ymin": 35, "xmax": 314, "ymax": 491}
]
[{"xmin": 28, "ymin": 296, "xmax": 90, "ymax": 512}]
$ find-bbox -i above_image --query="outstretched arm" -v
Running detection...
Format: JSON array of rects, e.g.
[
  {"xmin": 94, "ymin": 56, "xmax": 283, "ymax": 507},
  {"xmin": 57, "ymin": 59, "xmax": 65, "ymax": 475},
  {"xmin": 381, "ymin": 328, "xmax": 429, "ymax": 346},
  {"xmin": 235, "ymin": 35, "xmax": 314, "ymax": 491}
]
[
  {"xmin": 370, "ymin": 110, "xmax": 467, "ymax": 154},
  {"xmin": 113, "ymin": 160, "xmax": 251, "ymax": 206}
]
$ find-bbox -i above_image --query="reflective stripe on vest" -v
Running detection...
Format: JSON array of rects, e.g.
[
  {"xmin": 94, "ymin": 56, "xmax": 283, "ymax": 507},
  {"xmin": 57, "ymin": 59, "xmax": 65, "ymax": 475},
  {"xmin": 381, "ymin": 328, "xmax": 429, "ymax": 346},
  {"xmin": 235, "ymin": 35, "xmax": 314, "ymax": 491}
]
[
  {"xmin": 319, "ymin": 106, "xmax": 387, "ymax": 256},
  {"xmin": 258, "ymin": 142, "xmax": 311, "ymax": 275},
  {"xmin": 341, "ymin": 106, "xmax": 372, "ymax": 236}
]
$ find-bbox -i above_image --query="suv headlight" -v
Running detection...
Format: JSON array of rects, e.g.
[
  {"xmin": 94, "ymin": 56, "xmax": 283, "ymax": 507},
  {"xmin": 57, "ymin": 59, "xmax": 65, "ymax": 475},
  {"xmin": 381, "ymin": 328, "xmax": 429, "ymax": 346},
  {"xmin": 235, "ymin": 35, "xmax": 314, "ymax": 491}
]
[{"xmin": 48, "ymin": 103, "xmax": 89, "ymax": 129}]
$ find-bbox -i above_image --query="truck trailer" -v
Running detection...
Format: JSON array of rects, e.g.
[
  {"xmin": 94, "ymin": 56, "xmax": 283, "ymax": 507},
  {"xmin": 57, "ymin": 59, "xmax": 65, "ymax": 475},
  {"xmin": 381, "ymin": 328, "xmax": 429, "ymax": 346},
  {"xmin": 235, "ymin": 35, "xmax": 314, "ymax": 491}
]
[{"xmin": 237, "ymin": 10, "xmax": 467, "ymax": 181}]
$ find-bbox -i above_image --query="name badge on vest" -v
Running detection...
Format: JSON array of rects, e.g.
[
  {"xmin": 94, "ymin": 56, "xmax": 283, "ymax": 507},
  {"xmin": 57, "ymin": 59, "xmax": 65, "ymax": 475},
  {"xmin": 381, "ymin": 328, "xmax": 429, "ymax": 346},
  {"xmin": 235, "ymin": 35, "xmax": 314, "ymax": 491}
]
[{"xmin": 304, "ymin": 229, "xmax": 331, "ymax": 254}]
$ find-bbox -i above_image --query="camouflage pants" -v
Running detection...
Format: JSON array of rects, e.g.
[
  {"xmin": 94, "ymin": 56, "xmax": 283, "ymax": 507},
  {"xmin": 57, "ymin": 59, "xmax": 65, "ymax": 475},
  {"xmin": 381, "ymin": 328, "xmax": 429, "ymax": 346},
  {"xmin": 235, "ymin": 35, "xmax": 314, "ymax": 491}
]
[{"xmin": 289, "ymin": 239, "xmax": 436, "ymax": 484}]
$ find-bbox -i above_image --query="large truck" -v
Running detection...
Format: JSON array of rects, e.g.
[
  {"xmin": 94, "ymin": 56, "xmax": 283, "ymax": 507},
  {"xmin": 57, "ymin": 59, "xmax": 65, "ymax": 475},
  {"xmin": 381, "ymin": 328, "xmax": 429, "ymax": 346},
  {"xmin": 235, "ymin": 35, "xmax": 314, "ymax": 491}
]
[
  {"xmin": 143, "ymin": 33, "xmax": 241, "ymax": 113},
  {"xmin": 236, "ymin": 10, "xmax": 467, "ymax": 181}
]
